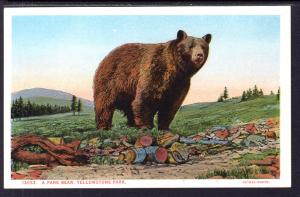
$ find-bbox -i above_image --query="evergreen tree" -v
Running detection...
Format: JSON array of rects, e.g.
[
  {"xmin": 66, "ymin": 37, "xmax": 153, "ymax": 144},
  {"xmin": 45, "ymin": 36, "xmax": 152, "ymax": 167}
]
[
  {"xmin": 71, "ymin": 95, "xmax": 77, "ymax": 115},
  {"xmin": 223, "ymin": 87, "xmax": 228, "ymax": 99},
  {"xmin": 277, "ymin": 87, "xmax": 280, "ymax": 100},
  {"xmin": 77, "ymin": 99, "xmax": 82, "ymax": 115},
  {"xmin": 241, "ymin": 91, "xmax": 247, "ymax": 101},
  {"xmin": 259, "ymin": 89, "xmax": 264, "ymax": 97},
  {"xmin": 253, "ymin": 85, "xmax": 259, "ymax": 98},
  {"xmin": 270, "ymin": 91, "xmax": 274, "ymax": 95},
  {"xmin": 16, "ymin": 97, "xmax": 24, "ymax": 119},
  {"xmin": 11, "ymin": 100, "xmax": 16, "ymax": 120},
  {"xmin": 246, "ymin": 89, "xmax": 252, "ymax": 100},
  {"xmin": 217, "ymin": 95, "xmax": 224, "ymax": 102}
]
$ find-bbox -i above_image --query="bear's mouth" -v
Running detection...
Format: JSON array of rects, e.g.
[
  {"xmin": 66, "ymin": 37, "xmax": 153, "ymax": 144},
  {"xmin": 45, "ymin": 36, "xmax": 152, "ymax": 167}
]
[
  {"xmin": 195, "ymin": 57, "xmax": 204, "ymax": 63},
  {"xmin": 193, "ymin": 56, "xmax": 204, "ymax": 65}
]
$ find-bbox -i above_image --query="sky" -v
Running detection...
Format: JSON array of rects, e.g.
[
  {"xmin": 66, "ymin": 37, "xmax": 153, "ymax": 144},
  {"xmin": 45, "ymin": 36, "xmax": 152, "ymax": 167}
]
[{"xmin": 12, "ymin": 15, "xmax": 280, "ymax": 105}]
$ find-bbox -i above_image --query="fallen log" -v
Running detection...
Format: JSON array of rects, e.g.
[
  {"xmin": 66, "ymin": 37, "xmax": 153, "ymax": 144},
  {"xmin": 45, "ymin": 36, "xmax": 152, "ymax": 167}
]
[{"xmin": 12, "ymin": 134, "xmax": 89, "ymax": 166}]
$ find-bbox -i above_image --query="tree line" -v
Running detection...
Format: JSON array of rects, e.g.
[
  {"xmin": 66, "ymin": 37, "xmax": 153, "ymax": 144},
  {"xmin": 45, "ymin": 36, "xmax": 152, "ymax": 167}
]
[
  {"xmin": 11, "ymin": 97, "xmax": 71, "ymax": 120},
  {"xmin": 11, "ymin": 95, "xmax": 83, "ymax": 120},
  {"xmin": 241, "ymin": 85, "xmax": 264, "ymax": 101},
  {"xmin": 217, "ymin": 85, "xmax": 280, "ymax": 102}
]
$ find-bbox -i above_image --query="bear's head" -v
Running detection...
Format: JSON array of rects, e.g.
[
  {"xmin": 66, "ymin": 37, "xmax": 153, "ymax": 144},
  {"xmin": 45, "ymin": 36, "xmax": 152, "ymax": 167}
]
[{"xmin": 174, "ymin": 30, "xmax": 211, "ymax": 76}]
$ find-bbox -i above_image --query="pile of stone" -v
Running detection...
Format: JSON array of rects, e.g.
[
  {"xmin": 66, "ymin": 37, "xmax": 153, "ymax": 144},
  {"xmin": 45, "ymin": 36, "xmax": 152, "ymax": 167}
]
[{"xmin": 80, "ymin": 117, "xmax": 279, "ymax": 165}]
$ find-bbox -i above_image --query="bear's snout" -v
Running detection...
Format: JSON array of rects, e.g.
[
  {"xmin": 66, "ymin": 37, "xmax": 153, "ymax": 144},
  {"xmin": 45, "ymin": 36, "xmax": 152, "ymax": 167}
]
[
  {"xmin": 196, "ymin": 53, "xmax": 204, "ymax": 60},
  {"xmin": 194, "ymin": 52, "xmax": 204, "ymax": 63}
]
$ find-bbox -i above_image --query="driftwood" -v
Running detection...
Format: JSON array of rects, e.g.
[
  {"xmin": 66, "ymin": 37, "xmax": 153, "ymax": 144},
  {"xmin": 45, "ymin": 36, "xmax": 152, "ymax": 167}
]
[{"xmin": 12, "ymin": 134, "xmax": 89, "ymax": 166}]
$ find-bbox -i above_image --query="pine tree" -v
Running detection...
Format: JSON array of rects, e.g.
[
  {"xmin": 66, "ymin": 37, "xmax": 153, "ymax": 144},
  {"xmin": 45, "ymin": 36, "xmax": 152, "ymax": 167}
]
[
  {"xmin": 259, "ymin": 89, "xmax": 264, "ymax": 97},
  {"xmin": 77, "ymin": 99, "xmax": 82, "ymax": 115},
  {"xmin": 11, "ymin": 100, "xmax": 16, "ymax": 120},
  {"xmin": 223, "ymin": 87, "xmax": 228, "ymax": 100},
  {"xmin": 253, "ymin": 85, "xmax": 259, "ymax": 98},
  {"xmin": 241, "ymin": 91, "xmax": 247, "ymax": 101},
  {"xmin": 217, "ymin": 95, "xmax": 224, "ymax": 102},
  {"xmin": 246, "ymin": 89, "xmax": 252, "ymax": 100},
  {"xmin": 16, "ymin": 97, "xmax": 24, "ymax": 120},
  {"xmin": 277, "ymin": 87, "xmax": 280, "ymax": 100},
  {"xmin": 71, "ymin": 95, "xmax": 77, "ymax": 116}
]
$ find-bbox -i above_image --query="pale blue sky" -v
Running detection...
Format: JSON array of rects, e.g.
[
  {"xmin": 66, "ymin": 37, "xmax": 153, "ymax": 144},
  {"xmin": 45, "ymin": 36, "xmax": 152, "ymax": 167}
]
[{"xmin": 12, "ymin": 15, "xmax": 280, "ymax": 103}]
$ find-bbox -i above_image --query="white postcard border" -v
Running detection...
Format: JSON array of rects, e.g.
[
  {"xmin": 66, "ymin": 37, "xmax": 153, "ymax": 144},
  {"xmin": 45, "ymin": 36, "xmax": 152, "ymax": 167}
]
[{"xmin": 3, "ymin": 6, "xmax": 291, "ymax": 188}]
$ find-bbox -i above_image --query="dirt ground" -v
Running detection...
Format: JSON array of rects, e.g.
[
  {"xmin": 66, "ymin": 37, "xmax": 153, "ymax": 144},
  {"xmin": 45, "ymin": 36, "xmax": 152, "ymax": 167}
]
[{"xmin": 40, "ymin": 141, "xmax": 279, "ymax": 180}]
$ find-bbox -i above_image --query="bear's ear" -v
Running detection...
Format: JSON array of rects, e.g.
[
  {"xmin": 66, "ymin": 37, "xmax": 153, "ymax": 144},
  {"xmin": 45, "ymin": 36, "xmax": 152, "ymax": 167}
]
[
  {"xmin": 177, "ymin": 30, "xmax": 188, "ymax": 41},
  {"xmin": 202, "ymin": 34, "xmax": 212, "ymax": 44}
]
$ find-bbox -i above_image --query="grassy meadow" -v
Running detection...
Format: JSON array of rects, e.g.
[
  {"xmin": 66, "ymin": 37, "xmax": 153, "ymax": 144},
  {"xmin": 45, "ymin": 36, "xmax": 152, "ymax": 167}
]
[{"xmin": 11, "ymin": 95, "xmax": 280, "ymax": 142}]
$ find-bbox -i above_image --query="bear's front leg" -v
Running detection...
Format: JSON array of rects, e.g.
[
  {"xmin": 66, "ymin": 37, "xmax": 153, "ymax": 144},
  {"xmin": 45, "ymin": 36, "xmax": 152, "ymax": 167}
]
[
  {"xmin": 94, "ymin": 96, "xmax": 114, "ymax": 130},
  {"xmin": 131, "ymin": 94, "xmax": 157, "ymax": 129},
  {"xmin": 158, "ymin": 81, "xmax": 190, "ymax": 131}
]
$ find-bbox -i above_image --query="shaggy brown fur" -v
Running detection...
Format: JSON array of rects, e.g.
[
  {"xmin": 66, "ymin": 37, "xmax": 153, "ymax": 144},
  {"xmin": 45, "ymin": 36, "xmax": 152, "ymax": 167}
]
[{"xmin": 93, "ymin": 30, "xmax": 211, "ymax": 130}]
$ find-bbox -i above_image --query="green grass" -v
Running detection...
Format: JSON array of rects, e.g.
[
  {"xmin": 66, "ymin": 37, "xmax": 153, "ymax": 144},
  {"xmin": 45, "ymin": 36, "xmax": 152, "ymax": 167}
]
[
  {"xmin": 11, "ymin": 161, "xmax": 29, "ymax": 172},
  {"xmin": 172, "ymin": 95, "xmax": 279, "ymax": 136},
  {"xmin": 238, "ymin": 148, "xmax": 279, "ymax": 166},
  {"xmin": 196, "ymin": 147, "xmax": 279, "ymax": 179},
  {"xmin": 196, "ymin": 166, "xmax": 272, "ymax": 179},
  {"xmin": 89, "ymin": 156, "xmax": 124, "ymax": 165},
  {"xmin": 11, "ymin": 95, "xmax": 279, "ymax": 141},
  {"xmin": 196, "ymin": 167, "xmax": 255, "ymax": 179}
]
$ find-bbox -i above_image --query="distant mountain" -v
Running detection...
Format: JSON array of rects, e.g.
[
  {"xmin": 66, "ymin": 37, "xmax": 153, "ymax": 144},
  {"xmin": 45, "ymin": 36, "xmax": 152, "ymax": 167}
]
[{"xmin": 12, "ymin": 88, "xmax": 94, "ymax": 108}]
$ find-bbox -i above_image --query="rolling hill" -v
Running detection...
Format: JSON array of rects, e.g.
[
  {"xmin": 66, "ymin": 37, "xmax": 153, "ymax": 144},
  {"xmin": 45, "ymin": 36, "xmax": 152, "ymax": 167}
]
[
  {"xmin": 12, "ymin": 95, "xmax": 280, "ymax": 139},
  {"xmin": 12, "ymin": 88, "xmax": 94, "ymax": 108}
]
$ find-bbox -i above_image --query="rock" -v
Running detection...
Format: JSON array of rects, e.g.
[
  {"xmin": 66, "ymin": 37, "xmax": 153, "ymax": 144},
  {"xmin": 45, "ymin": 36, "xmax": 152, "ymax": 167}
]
[
  {"xmin": 242, "ymin": 135, "xmax": 266, "ymax": 147},
  {"xmin": 180, "ymin": 136, "xmax": 197, "ymax": 144},
  {"xmin": 245, "ymin": 123, "xmax": 258, "ymax": 134},
  {"xmin": 255, "ymin": 173, "xmax": 275, "ymax": 179},
  {"xmin": 192, "ymin": 134, "xmax": 205, "ymax": 142},
  {"xmin": 210, "ymin": 126, "xmax": 228, "ymax": 132},
  {"xmin": 266, "ymin": 118, "xmax": 276, "ymax": 128},
  {"xmin": 229, "ymin": 126, "xmax": 240, "ymax": 134},
  {"xmin": 28, "ymin": 170, "xmax": 42, "ymax": 179},
  {"xmin": 272, "ymin": 158, "xmax": 280, "ymax": 169},
  {"xmin": 228, "ymin": 131, "xmax": 241, "ymax": 141},
  {"xmin": 250, "ymin": 159, "xmax": 273, "ymax": 166},
  {"xmin": 215, "ymin": 130, "xmax": 230, "ymax": 139},
  {"xmin": 232, "ymin": 138, "xmax": 244, "ymax": 144},
  {"xmin": 267, "ymin": 166, "xmax": 279, "ymax": 174},
  {"xmin": 199, "ymin": 139, "xmax": 230, "ymax": 145},
  {"xmin": 265, "ymin": 130, "xmax": 277, "ymax": 139},
  {"xmin": 11, "ymin": 172, "xmax": 27, "ymax": 180},
  {"xmin": 274, "ymin": 171, "xmax": 280, "ymax": 178}
]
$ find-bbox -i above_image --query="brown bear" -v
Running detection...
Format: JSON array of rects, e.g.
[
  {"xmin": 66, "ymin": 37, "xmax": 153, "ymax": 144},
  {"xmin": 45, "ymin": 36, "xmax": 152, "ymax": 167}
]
[{"xmin": 93, "ymin": 30, "xmax": 211, "ymax": 130}]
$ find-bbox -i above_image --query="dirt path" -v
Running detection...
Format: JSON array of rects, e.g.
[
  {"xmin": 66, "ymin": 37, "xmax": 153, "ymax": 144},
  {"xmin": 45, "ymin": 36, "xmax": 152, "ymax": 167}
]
[{"xmin": 41, "ymin": 141, "xmax": 279, "ymax": 179}]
